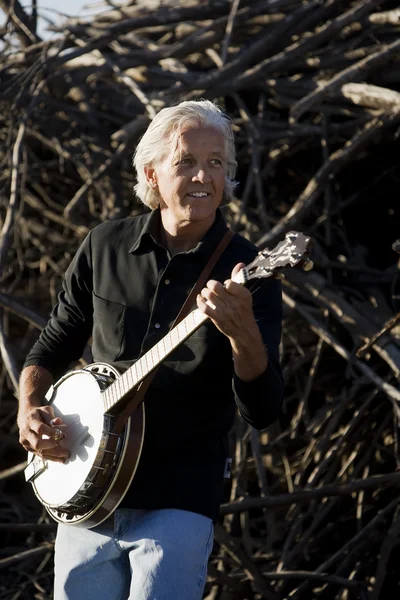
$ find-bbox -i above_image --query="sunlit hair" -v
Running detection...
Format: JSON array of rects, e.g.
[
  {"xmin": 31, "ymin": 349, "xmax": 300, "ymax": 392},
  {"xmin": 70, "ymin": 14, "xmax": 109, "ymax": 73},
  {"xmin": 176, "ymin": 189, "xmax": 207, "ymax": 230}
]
[{"xmin": 133, "ymin": 100, "xmax": 238, "ymax": 209}]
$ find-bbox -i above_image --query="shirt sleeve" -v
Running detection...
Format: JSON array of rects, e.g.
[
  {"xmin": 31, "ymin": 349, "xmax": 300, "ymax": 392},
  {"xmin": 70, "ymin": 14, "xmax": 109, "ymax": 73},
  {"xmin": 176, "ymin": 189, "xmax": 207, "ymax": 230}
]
[
  {"xmin": 23, "ymin": 231, "xmax": 94, "ymax": 380},
  {"xmin": 232, "ymin": 277, "xmax": 284, "ymax": 430}
]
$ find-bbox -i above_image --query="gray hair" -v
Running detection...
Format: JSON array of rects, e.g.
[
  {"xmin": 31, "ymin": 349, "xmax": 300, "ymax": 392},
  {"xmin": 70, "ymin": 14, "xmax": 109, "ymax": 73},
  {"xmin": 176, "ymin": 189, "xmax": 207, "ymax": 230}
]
[{"xmin": 133, "ymin": 100, "xmax": 238, "ymax": 209}]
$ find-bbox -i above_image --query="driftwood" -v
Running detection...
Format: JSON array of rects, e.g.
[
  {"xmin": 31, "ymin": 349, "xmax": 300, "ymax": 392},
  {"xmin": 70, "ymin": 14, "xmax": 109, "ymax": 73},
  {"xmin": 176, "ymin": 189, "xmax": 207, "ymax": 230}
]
[{"xmin": 0, "ymin": 1, "xmax": 399, "ymax": 599}]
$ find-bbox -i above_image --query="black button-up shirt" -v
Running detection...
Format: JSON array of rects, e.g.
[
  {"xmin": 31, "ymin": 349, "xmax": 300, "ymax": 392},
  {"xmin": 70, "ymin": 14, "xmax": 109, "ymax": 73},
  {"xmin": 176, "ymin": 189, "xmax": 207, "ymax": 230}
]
[{"xmin": 24, "ymin": 208, "xmax": 283, "ymax": 522}]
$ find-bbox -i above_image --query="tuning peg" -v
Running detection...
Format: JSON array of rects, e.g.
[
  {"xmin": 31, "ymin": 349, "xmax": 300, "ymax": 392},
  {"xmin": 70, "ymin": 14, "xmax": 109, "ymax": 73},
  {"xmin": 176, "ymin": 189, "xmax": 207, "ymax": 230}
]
[{"xmin": 302, "ymin": 258, "xmax": 314, "ymax": 271}]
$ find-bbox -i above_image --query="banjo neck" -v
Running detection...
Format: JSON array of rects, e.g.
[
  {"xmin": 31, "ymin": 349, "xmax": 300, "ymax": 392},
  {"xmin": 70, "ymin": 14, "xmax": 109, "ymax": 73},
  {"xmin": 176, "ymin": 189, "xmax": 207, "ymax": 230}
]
[{"xmin": 101, "ymin": 307, "xmax": 208, "ymax": 412}]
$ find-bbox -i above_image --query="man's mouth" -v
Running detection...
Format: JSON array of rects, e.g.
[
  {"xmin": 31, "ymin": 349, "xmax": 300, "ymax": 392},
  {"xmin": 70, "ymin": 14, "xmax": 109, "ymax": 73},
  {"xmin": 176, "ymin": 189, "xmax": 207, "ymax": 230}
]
[{"xmin": 187, "ymin": 192, "xmax": 209, "ymax": 198}]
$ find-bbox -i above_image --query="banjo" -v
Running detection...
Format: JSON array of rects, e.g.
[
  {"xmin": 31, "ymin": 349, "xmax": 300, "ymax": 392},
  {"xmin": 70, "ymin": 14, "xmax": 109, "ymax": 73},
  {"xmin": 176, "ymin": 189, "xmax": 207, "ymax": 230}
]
[{"xmin": 24, "ymin": 230, "xmax": 312, "ymax": 528}]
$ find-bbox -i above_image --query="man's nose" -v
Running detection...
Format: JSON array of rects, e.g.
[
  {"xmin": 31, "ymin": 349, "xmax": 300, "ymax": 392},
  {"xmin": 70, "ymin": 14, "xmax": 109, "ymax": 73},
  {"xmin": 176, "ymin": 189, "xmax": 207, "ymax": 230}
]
[{"xmin": 192, "ymin": 167, "xmax": 211, "ymax": 183}]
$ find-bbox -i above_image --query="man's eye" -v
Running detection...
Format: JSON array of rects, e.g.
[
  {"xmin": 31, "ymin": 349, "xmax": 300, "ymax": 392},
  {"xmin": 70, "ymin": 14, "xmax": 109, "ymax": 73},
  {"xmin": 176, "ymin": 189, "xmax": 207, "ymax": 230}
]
[
  {"xmin": 210, "ymin": 159, "xmax": 222, "ymax": 165},
  {"xmin": 177, "ymin": 158, "xmax": 191, "ymax": 165}
]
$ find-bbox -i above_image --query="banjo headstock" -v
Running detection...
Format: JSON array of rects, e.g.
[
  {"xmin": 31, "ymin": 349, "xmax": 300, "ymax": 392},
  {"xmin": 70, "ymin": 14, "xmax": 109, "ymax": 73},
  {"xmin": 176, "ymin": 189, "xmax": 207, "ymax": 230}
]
[{"xmin": 235, "ymin": 231, "xmax": 313, "ymax": 284}]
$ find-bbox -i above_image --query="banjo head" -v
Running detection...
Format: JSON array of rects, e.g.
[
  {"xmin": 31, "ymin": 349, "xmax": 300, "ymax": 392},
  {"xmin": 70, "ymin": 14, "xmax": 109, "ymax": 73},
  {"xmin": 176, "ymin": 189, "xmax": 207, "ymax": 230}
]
[{"xmin": 28, "ymin": 370, "xmax": 104, "ymax": 507}]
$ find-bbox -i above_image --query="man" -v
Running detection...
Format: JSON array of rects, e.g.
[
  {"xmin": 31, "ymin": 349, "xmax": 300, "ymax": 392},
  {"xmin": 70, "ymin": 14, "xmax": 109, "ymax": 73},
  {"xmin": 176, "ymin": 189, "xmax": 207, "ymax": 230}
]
[{"xmin": 17, "ymin": 99, "xmax": 283, "ymax": 599}]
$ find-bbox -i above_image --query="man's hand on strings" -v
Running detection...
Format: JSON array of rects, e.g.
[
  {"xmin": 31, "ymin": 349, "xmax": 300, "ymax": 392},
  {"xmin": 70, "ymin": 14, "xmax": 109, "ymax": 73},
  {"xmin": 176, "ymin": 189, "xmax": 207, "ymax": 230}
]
[
  {"xmin": 196, "ymin": 262, "xmax": 254, "ymax": 339},
  {"xmin": 197, "ymin": 262, "xmax": 268, "ymax": 381},
  {"xmin": 18, "ymin": 405, "xmax": 69, "ymax": 463}
]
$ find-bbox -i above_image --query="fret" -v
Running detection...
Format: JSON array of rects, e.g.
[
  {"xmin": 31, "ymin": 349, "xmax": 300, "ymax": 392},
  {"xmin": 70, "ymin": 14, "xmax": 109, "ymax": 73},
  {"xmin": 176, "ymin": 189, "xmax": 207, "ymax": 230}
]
[
  {"xmin": 187, "ymin": 314, "xmax": 194, "ymax": 330},
  {"xmin": 150, "ymin": 347, "xmax": 158, "ymax": 367},
  {"xmin": 160, "ymin": 340, "xmax": 167, "ymax": 359},
  {"xmin": 180, "ymin": 320, "xmax": 187, "ymax": 336},
  {"xmin": 124, "ymin": 369, "xmax": 130, "ymax": 390},
  {"xmin": 160, "ymin": 341, "xmax": 166, "ymax": 359},
  {"xmin": 161, "ymin": 335, "xmax": 167, "ymax": 356},
  {"xmin": 141, "ymin": 353, "xmax": 147, "ymax": 376},
  {"xmin": 107, "ymin": 387, "xmax": 113, "ymax": 409},
  {"xmin": 164, "ymin": 340, "xmax": 170, "ymax": 356},
  {"xmin": 122, "ymin": 377, "xmax": 128, "ymax": 396},
  {"xmin": 181, "ymin": 318, "xmax": 188, "ymax": 335},
  {"xmin": 153, "ymin": 343, "xmax": 160, "ymax": 363},
  {"xmin": 155, "ymin": 341, "xmax": 164, "ymax": 361},
  {"xmin": 117, "ymin": 377, "xmax": 123, "ymax": 398},
  {"xmin": 110, "ymin": 383, "xmax": 115, "ymax": 407},
  {"xmin": 119, "ymin": 375, "xmax": 127, "ymax": 397},
  {"xmin": 170, "ymin": 326, "xmax": 179, "ymax": 347},
  {"xmin": 126, "ymin": 365, "xmax": 135, "ymax": 388},
  {"xmin": 135, "ymin": 359, "xmax": 142, "ymax": 380},
  {"xmin": 164, "ymin": 334, "xmax": 172, "ymax": 353},
  {"xmin": 132, "ymin": 363, "xmax": 140, "ymax": 386},
  {"xmin": 147, "ymin": 351, "xmax": 154, "ymax": 373},
  {"xmin": 175, "ymin": 322, "xmax": 185, "ymax": 341},
  {"xmin": 113, "ymin": 381, "xmax": 119, "ymax": 404},
  {"xmin": 105, "ymin": 384, "xmax": 116, "ymax": 411},
  {"xmin": 141, "ymin": 358, "xmax": 147, "ymax": 377},
  {"xmin": 141, "ymin": 358, "xmax": 147, "ymax": 378},
  {"xmin": 125, "ymin": 370, "xmax": 131, "ymax": 389}
]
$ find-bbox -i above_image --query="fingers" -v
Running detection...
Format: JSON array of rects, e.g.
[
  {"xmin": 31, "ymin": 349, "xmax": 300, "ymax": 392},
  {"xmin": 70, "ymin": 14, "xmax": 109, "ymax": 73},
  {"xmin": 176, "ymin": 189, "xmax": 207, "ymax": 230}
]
[
  {"xmin": 197, "ymin": 281, "xmax": 245, "ymax": 324},
  {"xmin": 25, "ymin": 433, "xmax": 70, "ymax": 463},
  {"xmin": 200, "ymin": 276, "xmax": 250, "ymax": 307},
  {"xmin": 32, "ymin": 405, "xmax": 62, "ymax": 438},
  {"xmin": 22, "ymin": 428, "xmax": 69, "ymax": 457},
  {"xmin": 204, "ymin": 262, "xmax": 248, "ymax": 299},
  {"xmin": 196, "ymin": 264, "xmax": 255, "ymax": 338},
  {"xmin": 32, "ymin": 417, "xmax": 66, "ymax": 441},
  {"xmin": 26, "ymin": 442, "xmax": 69, "ymax": 463},
  {"xmin": 19, "ymin": 406, "xmax": 69, "ymax": 463},
  {"xmin": 37, "ymin": 446, "xmax": 70, "ymax": 463}
]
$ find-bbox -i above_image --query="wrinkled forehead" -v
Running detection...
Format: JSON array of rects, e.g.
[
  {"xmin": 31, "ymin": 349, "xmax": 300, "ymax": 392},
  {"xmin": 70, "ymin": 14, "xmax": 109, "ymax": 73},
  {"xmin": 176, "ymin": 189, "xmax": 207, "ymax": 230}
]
[{"xmin": 166, "ymin": 124, "xmax": 226, "ymax": 160}]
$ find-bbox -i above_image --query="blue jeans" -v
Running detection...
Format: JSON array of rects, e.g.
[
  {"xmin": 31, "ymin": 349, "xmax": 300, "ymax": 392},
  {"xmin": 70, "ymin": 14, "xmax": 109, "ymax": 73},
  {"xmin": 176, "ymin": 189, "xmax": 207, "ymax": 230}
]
[{"xmin": 54, "ymin": 508, "xmax": 214, "ymax": 600}]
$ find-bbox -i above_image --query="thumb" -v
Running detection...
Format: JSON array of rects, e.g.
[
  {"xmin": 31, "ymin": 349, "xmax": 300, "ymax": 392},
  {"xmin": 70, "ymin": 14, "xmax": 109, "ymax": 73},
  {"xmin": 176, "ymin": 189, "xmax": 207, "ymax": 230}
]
[{"xmin": 231, "ymin": 262, "xmax": 246, "ymax": 279}]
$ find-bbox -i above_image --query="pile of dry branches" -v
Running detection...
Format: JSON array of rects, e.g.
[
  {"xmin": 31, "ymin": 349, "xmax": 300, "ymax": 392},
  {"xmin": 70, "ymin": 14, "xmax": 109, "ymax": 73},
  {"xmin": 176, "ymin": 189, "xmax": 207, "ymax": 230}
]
[{"xmin": 0, "ymin": 0, "xmax": 399, "ymax": 598}]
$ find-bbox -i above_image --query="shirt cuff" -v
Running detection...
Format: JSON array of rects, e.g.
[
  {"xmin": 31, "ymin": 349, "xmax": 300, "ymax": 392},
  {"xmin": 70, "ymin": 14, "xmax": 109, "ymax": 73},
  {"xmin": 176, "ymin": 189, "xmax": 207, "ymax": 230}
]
[{"xmin": 233, "ymin": 361, "xmax": 283, "ymax": 430}]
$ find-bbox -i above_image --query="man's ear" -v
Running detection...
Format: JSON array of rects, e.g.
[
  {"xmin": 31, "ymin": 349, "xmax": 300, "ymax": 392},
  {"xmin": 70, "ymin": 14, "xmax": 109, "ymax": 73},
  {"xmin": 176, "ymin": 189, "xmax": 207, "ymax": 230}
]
[{"xmin": 144, "ymin": 166, "xmax": 157, "ymax": 189}]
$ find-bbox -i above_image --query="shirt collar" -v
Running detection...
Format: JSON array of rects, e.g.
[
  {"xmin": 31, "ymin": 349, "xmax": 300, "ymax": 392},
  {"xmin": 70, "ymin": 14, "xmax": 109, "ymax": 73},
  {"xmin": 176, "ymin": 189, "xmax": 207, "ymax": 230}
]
[
  {"xmin": 129, "ymin": 208, "xmax": 230, "ymax": 256},
  {"xmin": 128, "ymin": 209, "xmax": 162, "ymax": 254}
]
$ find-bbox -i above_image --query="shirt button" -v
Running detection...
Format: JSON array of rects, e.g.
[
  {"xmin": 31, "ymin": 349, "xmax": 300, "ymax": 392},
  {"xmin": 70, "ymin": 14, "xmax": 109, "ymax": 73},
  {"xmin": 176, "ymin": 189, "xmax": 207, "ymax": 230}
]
[
  {"xmin": 154, "ymin": 323, "xmax": 161, "ymax": 329},
  {"xmin": 164, "ymin": 279, "xmax": 170, "ymax": 285}
]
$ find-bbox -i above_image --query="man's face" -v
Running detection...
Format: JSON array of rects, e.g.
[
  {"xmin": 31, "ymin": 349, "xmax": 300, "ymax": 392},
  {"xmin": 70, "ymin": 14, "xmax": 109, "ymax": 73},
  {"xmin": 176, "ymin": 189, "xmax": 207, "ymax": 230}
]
[{"xmin": 147, "ymin": 125, "xmax": 226, "ymax": 227}]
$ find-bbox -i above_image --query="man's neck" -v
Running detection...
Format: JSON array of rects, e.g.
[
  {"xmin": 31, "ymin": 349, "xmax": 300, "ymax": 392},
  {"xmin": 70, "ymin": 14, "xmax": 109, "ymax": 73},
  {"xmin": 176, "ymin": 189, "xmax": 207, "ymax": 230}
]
[
  {"xmin": 161, "ymin": 229, "xmax": 200, "ymax": 255},
  {"xmin": 160, "ymin": 215, "xmax": 215, "ymax": 255}
]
